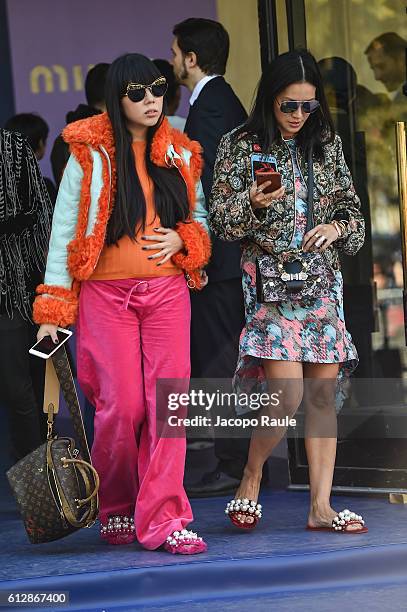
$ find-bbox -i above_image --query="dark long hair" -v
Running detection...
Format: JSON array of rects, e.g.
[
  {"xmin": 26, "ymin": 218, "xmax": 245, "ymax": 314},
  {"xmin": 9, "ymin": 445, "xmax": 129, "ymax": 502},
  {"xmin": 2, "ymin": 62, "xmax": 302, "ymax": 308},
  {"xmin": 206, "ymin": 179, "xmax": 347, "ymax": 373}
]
[
  {"xmin": 242, "ymin": 49, "xmax": 335, "ymax": 159},
  {"xmin": 105, "ymin": 53, "xmax": 189, "ymax": 245}
]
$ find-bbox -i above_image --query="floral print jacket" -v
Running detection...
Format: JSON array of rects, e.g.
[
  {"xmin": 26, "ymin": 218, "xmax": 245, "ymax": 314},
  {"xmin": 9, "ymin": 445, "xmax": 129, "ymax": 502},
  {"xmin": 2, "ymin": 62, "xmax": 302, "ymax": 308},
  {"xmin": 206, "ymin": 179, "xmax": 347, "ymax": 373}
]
[{"xmin": 208, "ymin": 127, "xmax": 365, "ymax": 271}]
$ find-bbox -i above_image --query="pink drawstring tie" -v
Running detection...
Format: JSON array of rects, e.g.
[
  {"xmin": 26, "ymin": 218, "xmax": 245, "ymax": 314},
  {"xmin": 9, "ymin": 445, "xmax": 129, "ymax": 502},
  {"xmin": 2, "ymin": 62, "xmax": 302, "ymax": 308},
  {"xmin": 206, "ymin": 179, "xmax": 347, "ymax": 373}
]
[{"xmin": 120, "ymin": 280, "xmax": 149, "ymax": 311}]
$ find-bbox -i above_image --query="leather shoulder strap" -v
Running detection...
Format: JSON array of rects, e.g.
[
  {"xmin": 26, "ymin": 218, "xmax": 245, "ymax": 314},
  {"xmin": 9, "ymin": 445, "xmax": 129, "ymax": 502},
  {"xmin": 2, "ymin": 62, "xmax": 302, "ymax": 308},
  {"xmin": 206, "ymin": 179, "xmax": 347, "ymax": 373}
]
[
  {"xmin": 51, "ymin": 345, "xmax": 91, "ymax": 463},
  {"xmin": 43, "ymin": 359, "xmax": 60, "ymax": 415}
]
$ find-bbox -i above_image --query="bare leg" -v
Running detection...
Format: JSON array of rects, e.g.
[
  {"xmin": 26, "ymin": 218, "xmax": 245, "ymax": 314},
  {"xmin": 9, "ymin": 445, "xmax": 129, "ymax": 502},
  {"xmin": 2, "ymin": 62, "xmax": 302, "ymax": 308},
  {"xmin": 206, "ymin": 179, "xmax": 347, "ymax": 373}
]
[
  {"xmin": 233, "ymin": 360, "xmax": 303, "ymax": 524},
  {"xmin": 304, "ymin": 363, "xmax": 362, "ymax": 531}
]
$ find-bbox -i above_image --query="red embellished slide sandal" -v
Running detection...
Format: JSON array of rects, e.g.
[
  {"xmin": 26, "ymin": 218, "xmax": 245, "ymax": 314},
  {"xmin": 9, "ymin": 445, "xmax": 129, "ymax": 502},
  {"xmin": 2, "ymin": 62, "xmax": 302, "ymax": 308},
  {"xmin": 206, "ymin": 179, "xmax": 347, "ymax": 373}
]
[
  {"xmin": 225, "ymin": 498, "xmax": 262, "ymax": 530},
  {"xmin": 307, "ymin": 508, "xmax": 368, "ymax": 534},
  {"xmin": 164, "ymin": 529, "xmax": 207, "ymax": 554},
  {"xmin": 100, "ymin": 515, "xmax": 137, "ymax": 545}
]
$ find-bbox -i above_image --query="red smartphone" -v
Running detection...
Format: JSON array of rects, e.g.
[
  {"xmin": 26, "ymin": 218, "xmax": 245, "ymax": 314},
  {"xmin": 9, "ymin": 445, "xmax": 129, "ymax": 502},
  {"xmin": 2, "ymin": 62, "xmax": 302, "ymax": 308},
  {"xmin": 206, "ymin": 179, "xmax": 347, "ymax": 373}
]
[{"xmin": 256, "ymin": 170, "xmax": 282, "ymax": 194}]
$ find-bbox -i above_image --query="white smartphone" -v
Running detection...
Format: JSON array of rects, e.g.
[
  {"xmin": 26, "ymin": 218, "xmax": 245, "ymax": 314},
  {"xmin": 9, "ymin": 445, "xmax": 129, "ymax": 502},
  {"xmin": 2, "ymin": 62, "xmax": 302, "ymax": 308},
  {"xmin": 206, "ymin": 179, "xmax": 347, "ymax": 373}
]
[{"xmin": 29, "ymin": 327, "xmax": 72, "ymax": 359}]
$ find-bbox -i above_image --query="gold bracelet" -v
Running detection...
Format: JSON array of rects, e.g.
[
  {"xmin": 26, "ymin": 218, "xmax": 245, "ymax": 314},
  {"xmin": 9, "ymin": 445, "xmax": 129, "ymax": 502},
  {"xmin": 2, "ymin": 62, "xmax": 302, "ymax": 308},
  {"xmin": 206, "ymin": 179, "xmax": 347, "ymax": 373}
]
[
  {"xmin": 331, "ymin": 220, "xmax": 342, "ymax": 238},
  {"xmin": 337, "ymin": 220, "xmax": 348, "ymax": 236},
  {"xmin": 331, "ymin": 220, "xmax": 348, "ymax": 238}
]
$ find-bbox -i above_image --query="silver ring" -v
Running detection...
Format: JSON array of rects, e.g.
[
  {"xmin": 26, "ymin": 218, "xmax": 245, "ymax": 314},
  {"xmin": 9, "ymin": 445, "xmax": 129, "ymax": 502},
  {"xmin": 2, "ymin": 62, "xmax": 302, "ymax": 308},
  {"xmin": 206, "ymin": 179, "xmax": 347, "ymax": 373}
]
[{"xmin": 315, "ymin": 235, "xmax": 327, "ymax": 247}]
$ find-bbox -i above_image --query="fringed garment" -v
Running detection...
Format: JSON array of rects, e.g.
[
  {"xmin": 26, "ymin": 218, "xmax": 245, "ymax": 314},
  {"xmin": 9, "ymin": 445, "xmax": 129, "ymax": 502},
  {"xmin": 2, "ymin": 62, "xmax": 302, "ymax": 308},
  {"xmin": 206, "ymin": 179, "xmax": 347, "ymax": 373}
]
[{"xmin": 0, "ymin": 129, "xmax": 53, "ymax": 320}]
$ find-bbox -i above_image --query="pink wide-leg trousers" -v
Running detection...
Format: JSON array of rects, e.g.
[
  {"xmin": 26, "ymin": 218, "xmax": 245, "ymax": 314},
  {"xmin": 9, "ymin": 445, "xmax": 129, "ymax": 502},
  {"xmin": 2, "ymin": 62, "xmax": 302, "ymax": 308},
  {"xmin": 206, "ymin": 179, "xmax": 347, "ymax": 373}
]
[{"xmin": 76, "ymin": 274, "xmax": 193, "ymax": 549}]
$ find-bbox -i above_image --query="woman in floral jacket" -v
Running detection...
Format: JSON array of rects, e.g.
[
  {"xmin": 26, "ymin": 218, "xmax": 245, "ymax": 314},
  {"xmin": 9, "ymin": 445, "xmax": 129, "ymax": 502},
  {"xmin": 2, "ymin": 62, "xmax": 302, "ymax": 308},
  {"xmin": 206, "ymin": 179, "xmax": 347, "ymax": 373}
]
[{"xmin": 209, "ymin": 50, "xmax": 367, "ymax": 534}]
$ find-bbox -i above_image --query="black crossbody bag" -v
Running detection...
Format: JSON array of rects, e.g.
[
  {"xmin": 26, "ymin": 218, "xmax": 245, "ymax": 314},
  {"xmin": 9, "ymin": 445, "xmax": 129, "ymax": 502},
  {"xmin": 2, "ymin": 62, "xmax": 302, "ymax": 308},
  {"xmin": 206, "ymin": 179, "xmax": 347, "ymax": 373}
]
[{"xmin": 256, "ymin": 147, "xmax": 332, "ymax": 303}]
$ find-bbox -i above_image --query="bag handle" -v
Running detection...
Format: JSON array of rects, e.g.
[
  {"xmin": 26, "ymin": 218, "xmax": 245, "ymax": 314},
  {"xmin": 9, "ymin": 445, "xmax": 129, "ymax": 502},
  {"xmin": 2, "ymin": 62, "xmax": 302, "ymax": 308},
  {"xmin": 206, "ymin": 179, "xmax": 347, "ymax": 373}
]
[
  {"xmin": 56, "ymin": 456, "xmax": 99, "ymax": 528},
  {"xmin": 50, "ymin": 345, "xmax": 92, "ymax": 464},
  {"xmin": 61, "ymin": 457, "xmax": 100, "ymax": 507}
]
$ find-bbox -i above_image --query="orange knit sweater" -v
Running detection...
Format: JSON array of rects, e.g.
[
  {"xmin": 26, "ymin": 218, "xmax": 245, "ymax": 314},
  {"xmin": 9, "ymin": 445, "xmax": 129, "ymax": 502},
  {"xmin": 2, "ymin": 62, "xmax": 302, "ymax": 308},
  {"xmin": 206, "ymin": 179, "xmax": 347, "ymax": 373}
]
[{"xmin": 91, "ymin": 141, "xmax": 179, "ymax": 280}]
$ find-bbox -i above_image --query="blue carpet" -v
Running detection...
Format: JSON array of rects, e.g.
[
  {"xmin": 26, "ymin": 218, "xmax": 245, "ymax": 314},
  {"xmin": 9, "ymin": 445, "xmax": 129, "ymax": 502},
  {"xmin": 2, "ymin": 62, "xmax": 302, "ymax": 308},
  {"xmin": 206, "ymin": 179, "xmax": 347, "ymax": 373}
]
[
  {"xmin": 2, "ymin": 490, "xmax": 407, "ymax": 579},
  {"xmin": 1, "ymin": 487, "xmax": 407, "ymax": 611},
  {"xmin": 109, "ymin": 582, "xmax": 407, "ymax": 612},
  {"xmin": 2, "ymin": 415, "xmax": 407, "ymax": 611}
]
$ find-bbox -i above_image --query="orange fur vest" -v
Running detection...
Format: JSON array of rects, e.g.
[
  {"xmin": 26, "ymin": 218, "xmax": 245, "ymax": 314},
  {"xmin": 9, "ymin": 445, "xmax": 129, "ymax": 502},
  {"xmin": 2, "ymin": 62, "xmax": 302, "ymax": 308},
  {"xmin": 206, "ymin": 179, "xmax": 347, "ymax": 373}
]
[{"xmin": 33, "ymin": 114, "xmax": 211, "ymax": 327}]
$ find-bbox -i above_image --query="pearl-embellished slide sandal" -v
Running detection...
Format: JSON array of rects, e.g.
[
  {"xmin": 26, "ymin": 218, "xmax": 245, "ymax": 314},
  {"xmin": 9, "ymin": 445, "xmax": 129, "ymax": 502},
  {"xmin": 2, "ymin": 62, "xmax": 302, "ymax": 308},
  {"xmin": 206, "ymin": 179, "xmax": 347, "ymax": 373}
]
[
  {"xmin": 225, "ymin": 498, "xmax": 262, "ymax": 530},
  {"xmin": 100, "ymin": 515, "xmax": 137, "ymax": 545},
  {"xmin": 164, "ymin": 529, "xmax": 208, "ymax": 554},
  {"xmin": 307, "ymin": 508, "xmax": 368, "ymax": 533}
]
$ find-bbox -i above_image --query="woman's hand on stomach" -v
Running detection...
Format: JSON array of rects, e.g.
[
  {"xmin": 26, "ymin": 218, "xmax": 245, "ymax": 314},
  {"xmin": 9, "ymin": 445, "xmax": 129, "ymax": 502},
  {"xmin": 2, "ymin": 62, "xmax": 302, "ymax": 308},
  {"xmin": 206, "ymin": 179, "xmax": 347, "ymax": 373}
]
[
  {"xmin": 303, "ymin": 223, "xmax": 339, "ymax": 252},
  {"xmin": 141, "ymin": 227, "xmax": 184, "ymax": 265}
]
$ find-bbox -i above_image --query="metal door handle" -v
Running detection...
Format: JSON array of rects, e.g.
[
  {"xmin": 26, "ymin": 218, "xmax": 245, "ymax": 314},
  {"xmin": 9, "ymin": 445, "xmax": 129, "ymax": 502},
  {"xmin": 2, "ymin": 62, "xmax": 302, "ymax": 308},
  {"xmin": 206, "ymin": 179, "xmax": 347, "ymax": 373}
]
[{"xmin": 396, "ymin": 122, "xmax": 407, "ymax": 344}]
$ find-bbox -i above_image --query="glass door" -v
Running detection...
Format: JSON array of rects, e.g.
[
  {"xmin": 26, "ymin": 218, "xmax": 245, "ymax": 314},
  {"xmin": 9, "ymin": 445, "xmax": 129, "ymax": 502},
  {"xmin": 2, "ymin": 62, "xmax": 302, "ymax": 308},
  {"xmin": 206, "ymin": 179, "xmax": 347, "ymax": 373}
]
[{"xmin": 269, "ymin": 0, "xmax": 407, "ymax": 491}]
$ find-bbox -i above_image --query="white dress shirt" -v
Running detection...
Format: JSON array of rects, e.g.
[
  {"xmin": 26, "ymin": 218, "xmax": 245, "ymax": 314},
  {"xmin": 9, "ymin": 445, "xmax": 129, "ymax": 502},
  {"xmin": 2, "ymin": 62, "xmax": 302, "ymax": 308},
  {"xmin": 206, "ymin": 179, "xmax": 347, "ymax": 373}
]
[{"xmin": 189, "ymin": 75, "xmax": 221, "ymax": 106}]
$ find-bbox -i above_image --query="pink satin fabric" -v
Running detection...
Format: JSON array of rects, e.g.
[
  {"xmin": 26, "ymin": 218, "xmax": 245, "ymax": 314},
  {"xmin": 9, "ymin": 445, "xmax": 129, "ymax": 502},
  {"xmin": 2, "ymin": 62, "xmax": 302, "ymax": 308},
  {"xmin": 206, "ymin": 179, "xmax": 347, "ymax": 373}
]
[{"xmin": 76, "ymin": 274, "xmax": 193, "ymax": 549}]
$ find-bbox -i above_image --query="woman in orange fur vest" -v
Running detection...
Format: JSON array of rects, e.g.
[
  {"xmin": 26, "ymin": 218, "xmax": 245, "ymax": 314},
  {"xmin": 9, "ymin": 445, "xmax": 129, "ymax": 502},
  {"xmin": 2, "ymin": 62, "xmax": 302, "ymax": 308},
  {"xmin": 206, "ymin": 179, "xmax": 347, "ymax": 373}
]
[{"xmin": 34, "ymin": 54, "xmax": 210, "ymax": 554}]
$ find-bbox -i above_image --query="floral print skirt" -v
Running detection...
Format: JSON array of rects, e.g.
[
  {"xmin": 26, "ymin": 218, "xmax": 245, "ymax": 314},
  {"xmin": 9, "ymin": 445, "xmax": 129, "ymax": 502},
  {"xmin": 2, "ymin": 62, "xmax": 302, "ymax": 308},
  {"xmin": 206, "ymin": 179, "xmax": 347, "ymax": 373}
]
[{"xmin": 233, "ymin": 259, "xmax": 358, "ymax": 404}]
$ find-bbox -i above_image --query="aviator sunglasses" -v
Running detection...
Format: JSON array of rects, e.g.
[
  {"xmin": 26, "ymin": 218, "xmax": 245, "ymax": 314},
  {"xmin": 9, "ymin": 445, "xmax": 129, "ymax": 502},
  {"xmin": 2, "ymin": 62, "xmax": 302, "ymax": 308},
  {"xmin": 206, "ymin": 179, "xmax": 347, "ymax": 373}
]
[
  {"xmin": 124, "ymin": 77, "xmax": 168, "ymax": 103},
  {"xmin": 277, "ymin": 99, "xmax": 320, "ymax": 114}
]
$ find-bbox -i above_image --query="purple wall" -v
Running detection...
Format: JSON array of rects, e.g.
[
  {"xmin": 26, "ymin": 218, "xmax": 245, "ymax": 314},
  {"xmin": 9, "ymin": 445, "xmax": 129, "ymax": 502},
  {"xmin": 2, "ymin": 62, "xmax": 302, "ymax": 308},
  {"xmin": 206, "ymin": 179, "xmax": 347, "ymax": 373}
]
[{"xmin": 6, "ymin": 0, "xmax": 217, "ymax": 179}]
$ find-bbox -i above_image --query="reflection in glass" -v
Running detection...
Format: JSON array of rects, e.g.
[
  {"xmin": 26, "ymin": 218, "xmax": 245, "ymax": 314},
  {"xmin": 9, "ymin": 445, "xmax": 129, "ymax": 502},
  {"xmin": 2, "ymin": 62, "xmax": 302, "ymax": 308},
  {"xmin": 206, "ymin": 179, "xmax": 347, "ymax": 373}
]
[{"xmin": 306, "ymin": 0, "xmax": 407, "ymax": 378}]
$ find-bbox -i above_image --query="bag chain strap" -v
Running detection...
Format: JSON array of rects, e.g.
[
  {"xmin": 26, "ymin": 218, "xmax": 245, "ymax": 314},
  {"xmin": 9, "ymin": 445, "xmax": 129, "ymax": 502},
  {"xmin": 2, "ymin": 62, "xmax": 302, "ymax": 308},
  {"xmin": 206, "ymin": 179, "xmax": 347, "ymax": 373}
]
[{"xmin": 305, "ymin": 145, "xmax": 314, "ymax": 234}]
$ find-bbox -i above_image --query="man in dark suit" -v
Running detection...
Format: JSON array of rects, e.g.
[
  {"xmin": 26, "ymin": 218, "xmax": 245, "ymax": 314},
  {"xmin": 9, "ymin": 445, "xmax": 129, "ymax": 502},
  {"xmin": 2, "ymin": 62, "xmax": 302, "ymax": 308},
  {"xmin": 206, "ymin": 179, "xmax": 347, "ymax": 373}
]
[
  {"xmin": 365, "ymin": 32, "xmax": 407, "ymax": 110},
  {"xmin": 171, "ymin": 18, "xmax": 262, "ymax": 496},
  {"xmin": 50, "ymin": 63, "xmax": 109, "ymax": 186}
]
